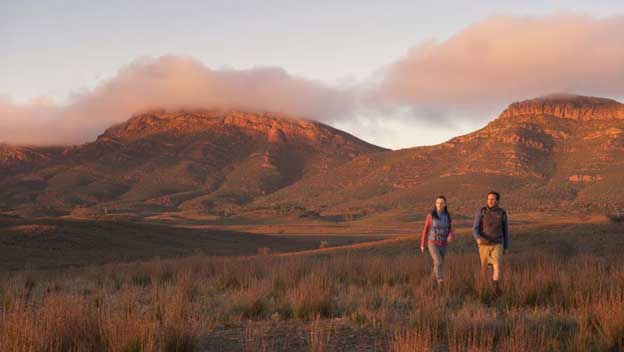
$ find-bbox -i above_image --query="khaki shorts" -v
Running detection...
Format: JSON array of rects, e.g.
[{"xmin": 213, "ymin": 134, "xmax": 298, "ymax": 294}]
[{"xmin": 478, "ymin": 243, "xmax": 503, "ymax": 281}]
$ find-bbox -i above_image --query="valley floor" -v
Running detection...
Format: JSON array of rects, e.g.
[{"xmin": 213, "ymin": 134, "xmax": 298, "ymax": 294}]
[{"xmin": 0, "ymin": 218, "xmax": 623, "ymax": 351}]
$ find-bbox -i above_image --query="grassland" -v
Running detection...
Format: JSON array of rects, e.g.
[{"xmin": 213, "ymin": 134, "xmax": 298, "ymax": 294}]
[
  {"xmin": 0, "ymin": 217, "xmax": 385, "ymax": 271},
  {"xmin": 1, "ymin": 217, "xmax": 623, "ymax": 351}
]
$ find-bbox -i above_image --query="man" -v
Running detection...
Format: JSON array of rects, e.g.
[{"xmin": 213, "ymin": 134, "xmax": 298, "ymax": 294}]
[{"xmin": 472, "ymin": 191, "xmax": 509, "ymax": 294}]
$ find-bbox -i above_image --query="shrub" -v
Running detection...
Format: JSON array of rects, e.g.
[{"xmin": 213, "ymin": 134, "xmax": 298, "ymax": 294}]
[{"xmin": 257, "ymin": 247, "xmax": 272, "ymax": 256}]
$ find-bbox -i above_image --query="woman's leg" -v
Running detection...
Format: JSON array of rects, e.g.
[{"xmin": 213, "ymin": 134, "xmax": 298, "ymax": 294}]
[
  {"xmin": 427, "ymin": 242, "xmax": 445, "ymax": 283},
  {"xmin": 438, "ymin": 245, "xmax": 446, "ymax": 283}
]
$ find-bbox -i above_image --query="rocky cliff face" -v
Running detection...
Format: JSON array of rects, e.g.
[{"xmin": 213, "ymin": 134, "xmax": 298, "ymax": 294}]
[
  {"xmin": 498, "ymin": 94, "xmax": 624, "ymax": 121},
  {"xmin": 99, "ymin": 110, "xmax": 380, "ymax": 155}
]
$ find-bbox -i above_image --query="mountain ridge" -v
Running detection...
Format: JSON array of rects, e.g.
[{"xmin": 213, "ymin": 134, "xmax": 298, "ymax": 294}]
[
  {"xmin": 1, "ymin": 94, "xmax": 623, "ymax": 220},
  {"xmin": 251, "ymin": 94, "xmax": 624, "ymax": 218},
  {"xmin": 0, "ymin": 109, "xmax": 387, "ymax": 218},
  {"xmin": 498, "ymin": 94, "xmax": 624, "ymax": 121}
]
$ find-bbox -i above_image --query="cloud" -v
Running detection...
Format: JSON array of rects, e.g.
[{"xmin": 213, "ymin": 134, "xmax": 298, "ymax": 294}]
[
  {"xmin": 0, "ymin": 96, "xmax": 61, "ymax": 145},
  {"xmin": 0, "ymin": 55, "xmax": 354, "ymax": 145},
  {"xmin": 374, "ymin": 13, "xmax": 624, "ymax": 113},
  {"xmin": 2, "ymin": 13, "xmax": 624, "ymax": 147}
]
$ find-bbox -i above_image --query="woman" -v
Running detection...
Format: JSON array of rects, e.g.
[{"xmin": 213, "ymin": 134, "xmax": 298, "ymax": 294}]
[{"xmin": 420, "ymin": 195, "xmax": 454, "ymax": 287}]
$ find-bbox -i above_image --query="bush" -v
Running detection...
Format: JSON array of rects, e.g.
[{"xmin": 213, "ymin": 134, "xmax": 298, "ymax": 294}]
[
  {"xmin": 607, "ymin": 212, "xmax": 624, "ymax": 223},
  {"xmin": 257, "ymin": 247, "xmax": 271, "ymax": 256}
]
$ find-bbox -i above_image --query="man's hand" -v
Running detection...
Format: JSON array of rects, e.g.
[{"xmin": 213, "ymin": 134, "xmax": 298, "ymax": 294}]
[
  {"xmin": 476, "ymin": 238, "xmax": 484, "ymax": 245},
  {"xmin": 503, "ymin": 249, "xmax": 508, "ymax": 255},
  {"xmin": 447, "ymin": 235, "xmax": 454, "ymax": 244}
]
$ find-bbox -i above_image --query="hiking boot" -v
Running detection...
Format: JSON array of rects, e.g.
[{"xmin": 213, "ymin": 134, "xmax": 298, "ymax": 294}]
[{"xmin": 493, "ymin": 281, "xmax": 502, "ymax": 296}]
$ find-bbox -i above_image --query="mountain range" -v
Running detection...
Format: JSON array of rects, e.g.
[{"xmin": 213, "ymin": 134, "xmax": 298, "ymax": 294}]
[{"xmin": 2, "ymin": 94, "xmax": 623, "ymax": 221}]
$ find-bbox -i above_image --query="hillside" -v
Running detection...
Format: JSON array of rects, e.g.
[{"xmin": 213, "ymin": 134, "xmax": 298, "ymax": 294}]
[
  {"xmin": 252, "ymin": 94, "xmax": 624, "ymax": 218},
  {"xmin": 0, "ymin": 110, "xmax": 386, "ymax": 218},
  {"xmin": 1, "ymin": 95, "xmax": 623, "ymax": 222}
]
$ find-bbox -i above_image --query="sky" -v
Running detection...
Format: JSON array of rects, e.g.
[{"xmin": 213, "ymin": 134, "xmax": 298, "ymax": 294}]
[{"xmin": 2, "ymin": 0, "xmax": 624, "ymax": 149}]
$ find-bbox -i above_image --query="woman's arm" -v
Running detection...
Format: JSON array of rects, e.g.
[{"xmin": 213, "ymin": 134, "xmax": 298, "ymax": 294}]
[{"xmin": 420, "ymin": 214, "xmax": 431, "ymax": 250}]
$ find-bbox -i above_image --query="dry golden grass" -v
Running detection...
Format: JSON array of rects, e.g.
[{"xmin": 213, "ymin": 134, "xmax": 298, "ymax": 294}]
[
  {"xmin": 1, "ymin": 222, "xmax": 623, "ymax": 351},
  {"xmin": 306, "ymin": 315, "xmax": 332, "ymax": 352},
  {"xmin": 241, "ymin": 321, "xmax": 274, "ymax": 352}
]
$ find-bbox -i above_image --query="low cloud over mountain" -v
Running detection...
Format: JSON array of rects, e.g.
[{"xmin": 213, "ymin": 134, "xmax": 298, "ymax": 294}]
[{"xmin": 2, "ymin": 13, "xmax": 623, "ymax": 147}]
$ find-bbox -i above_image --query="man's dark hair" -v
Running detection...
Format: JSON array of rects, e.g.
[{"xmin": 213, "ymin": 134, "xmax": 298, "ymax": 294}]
[{"xmin": 488, "ymin": 191, "xmax": 501, "ymax": 201}]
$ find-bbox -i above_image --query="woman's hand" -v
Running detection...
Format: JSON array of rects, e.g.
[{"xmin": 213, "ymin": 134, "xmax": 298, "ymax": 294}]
[
  {"xmin": 447, "ymin": 234, "xmax": 454, "ymax": 244},
  {"xmin": 420, "ymin": 246, "xmax": 425, "ymax": 253}
]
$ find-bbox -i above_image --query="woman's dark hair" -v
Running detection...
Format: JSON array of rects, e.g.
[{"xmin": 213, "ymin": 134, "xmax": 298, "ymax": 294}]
[{"xmin": 431, "ymin": 195, "xmax": 450, "ymax": 220}]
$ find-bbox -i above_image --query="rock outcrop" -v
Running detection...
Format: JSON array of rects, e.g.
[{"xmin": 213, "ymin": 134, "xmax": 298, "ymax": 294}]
[{"xmin": 499, "ymin": 94, "xmax": 624, "ymax": 121}]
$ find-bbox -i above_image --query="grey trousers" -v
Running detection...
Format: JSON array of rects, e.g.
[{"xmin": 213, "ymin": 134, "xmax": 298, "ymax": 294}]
[{"xmin": 427, "ymin": 242, "xmax": 446, "ymax": 282}]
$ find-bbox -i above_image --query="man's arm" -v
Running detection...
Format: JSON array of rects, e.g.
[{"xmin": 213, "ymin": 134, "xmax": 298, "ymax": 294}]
[
  {"xmin": 502, "ymin": 212, "xmax": 509, "ymax": 250},
  {"xmin": 472, "ymin": 210, "xmax": 484, "ymax": 241}
]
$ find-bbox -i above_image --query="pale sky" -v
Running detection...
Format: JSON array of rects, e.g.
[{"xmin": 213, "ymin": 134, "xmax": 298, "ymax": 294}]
[{"xmin": 2, "ymin": 1, "xmax": 624, "ymax": 149}]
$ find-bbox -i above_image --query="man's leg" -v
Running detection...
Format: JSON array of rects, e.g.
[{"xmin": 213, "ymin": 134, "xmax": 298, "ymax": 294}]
[
  {"xmin": 491, "ymin": 244, "xmax": 504, "ymax": 293},
  {"xmin": 478, "ymin": 244, "xmax": 491, "ymax": 277}
]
